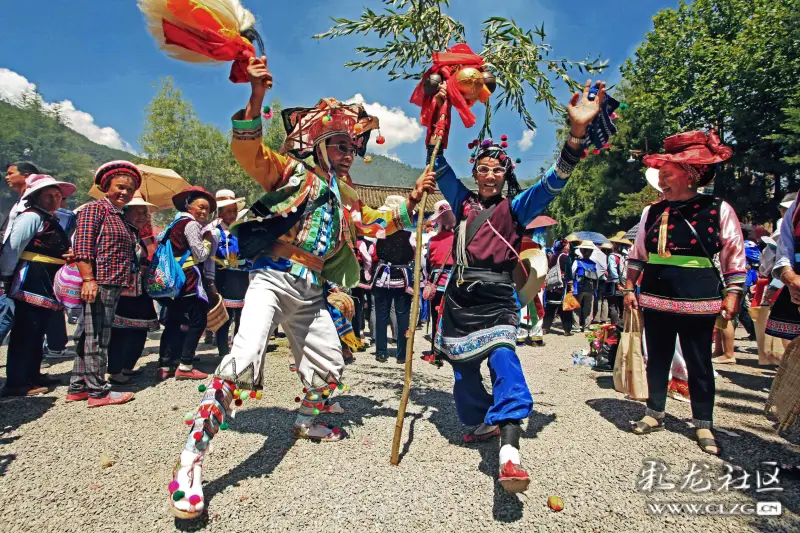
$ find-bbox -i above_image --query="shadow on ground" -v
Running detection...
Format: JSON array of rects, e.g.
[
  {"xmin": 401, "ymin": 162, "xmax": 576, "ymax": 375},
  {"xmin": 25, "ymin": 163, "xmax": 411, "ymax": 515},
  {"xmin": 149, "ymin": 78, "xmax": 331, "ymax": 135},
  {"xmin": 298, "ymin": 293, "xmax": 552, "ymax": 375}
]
[{"xmin": 0, "ymin": 395, "xmax": 57, "ymax": 477}]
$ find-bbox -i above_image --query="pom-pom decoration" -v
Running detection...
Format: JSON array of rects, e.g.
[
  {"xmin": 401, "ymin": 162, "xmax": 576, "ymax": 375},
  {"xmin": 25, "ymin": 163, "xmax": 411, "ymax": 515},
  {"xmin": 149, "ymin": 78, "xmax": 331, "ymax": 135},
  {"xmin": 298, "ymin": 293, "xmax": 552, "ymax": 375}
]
[
  {"xmin": 303, "ymin": 388, "xmax": 308, "ymax": 394},
  {"xmin": 184, "ymin": 412, "xmax": 194, "ymax": 422},
  {"xmin": 313, "ymin": 408, "xmax": 320, "ymax": 415},
  {"xmin": 500, "ymin": 134, "xmax": 508, "ymax": 141},
  {"xmin": 249, "ymin": 391, "xmax": 257, "ymax": 399},
  {"xmin": 199, "ymin": 409, "xmax": 210, "ymax": 419},
  {"xmin": 499, "ymin": 154, "xmax": 506, "ymax": 161},
  {"xmin": 515, "ymin": 158, "xmax": 522, "ymax": 164},
  {"xmin": 481, "ymin": 139, "xmax": 492, "ymax": 148},
  {"xmin": 197, "ymin": 384, "xmax": 206, "ymax": 392},
  {"xmin": 138, "ymin": 0, "xmax": 265, "ymax": 84},
  {"xmin": 212, "ymin": 381, "xmax": 223, "ymax": 390},
  {"xmin": 168, "ymin": 481, "xmax": 180, "ymax": 494},
  {"xmin": 322, "ymin": 389, "xmax": 330, "ymax": 397},
  {"xmin": 364, "ymin": 155, "xmax": 373, "ymax": 164},
  {"xmin": 501, "ymin": 141, "xmax": 509, "ymax": 148},
  {"xmin": 337, "ymin": 383, "xmax": 344, "ymax": 390},
  {"xmin": 255, "ymin": 391, "xmax": 262, "ymax": 400},
  {"xmin": 592, "ymin": 149, "xmax": 601, "ymax": 156},
  {"xmin": 294, "ymin": 396, "xmax": 301, "ymax": 403},
  {"xmin": 172, "ymin": 490, "xmax": 186, "ymax": 502},
  {"xmin": 220, "ymin": 422, "xmax": 229, "ymax": 430},
  {"xmin": 193, "ymin": 432, "xmax": 203, "ymax": 441},
  {"xmin": 329, "ymin": 383, "xmax": 338, "ymax": 390},
  {"xmin": 469, "ymin": 158, "xmax": 475, "ymax": 164},
  {"xmin": 235, "ymin": 399, "xmax": 243, "ymax": 407},
  {"xmin": 322, "ymin": 115, "xmax": 332, "ymax": 124},
  {"xmin": 619, "ymin": 103, "xmax": 628, "ymax": 110},
  {"xmin": 189, "ymin": 494, "xmax": 202, "ymax": 506},
  {"xmin": 376, "ymin": 136, "xmax": 386, "ymax": 145}
]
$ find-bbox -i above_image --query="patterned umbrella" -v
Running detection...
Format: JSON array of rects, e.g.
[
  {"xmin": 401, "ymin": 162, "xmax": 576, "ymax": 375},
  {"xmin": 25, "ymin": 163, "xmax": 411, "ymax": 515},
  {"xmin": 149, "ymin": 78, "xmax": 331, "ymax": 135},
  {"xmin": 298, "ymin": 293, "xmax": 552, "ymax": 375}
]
[
  {"xmin": 624, "ymin": 224, "xmax": 639, "ymax": 241},
  {"xmin": 526, "ymin": 215, "xmax": 557, "ymax": 230},
  {"xmin": 568, "ymin": 231, "xmax": 610, "ymax": 245}
]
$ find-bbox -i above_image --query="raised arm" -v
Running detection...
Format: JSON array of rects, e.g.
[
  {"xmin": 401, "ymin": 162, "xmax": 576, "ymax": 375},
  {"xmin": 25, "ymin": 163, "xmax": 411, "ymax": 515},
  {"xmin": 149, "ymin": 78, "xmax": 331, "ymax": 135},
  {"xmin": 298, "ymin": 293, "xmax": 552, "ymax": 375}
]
[{"xmin": 231, "ymin": 56, "xmax": 290, "ymax": 193}]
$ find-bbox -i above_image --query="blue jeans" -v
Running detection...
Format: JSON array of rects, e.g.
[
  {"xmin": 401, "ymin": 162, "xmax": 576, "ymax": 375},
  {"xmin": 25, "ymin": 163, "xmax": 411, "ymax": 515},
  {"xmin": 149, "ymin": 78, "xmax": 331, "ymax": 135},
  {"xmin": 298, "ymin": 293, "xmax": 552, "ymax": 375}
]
[
  {"xmin": 452, "ymin": 346, "xmax": 533, "ymax": 426},
  {"xmin": 374, "ymin": 287, "xmax": 411, "ymax": 360}
]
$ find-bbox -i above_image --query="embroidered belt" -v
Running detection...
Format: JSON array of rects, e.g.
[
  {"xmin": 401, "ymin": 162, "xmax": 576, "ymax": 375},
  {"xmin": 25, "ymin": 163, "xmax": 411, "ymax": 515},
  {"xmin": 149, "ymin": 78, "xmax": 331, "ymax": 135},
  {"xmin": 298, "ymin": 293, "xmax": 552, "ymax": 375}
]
[
  {"xmin": 269, "ymin": 241, "xmax": 324, "ymax": 273},
  {"xmin": 20, "ymin": 252, "xmax": 66, "ymax": 265},
  {"xmin": 179, "ymin": 256, "xmax": 196, "ymax": 269},
  {"xmin": 647, "ymin": 254, "xmax": 712, "ymax": 268}
]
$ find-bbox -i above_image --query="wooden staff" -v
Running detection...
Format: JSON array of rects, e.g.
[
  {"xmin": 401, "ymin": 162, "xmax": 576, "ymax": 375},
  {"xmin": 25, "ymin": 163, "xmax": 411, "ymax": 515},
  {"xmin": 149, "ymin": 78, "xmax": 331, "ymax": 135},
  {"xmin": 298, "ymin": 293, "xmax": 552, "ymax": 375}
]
[{"xmin": 390, "ymin": 105, "xmax": 448, "ymax": 466}]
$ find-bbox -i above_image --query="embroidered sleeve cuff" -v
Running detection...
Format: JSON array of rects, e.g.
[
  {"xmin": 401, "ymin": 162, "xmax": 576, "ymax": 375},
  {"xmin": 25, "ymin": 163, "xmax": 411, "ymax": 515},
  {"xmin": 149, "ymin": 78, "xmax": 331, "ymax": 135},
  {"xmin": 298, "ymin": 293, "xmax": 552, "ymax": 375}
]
[
  {"xmin": 432, "ymin": 154, "xmax": 451, "ymax": 180},
  {"xmin": 554, "ymin": 143, "xmax": 582, "ymax": 179},
  {"xmin": 231, "ymin": 110, "xmax": 263, "ymax": 141},
  {"xmin": 395, "ymin": 201, "xmax": 414, "ymax": 229},
  {"xmin": 542, "ymin": 166, "xmax": 568, "ymax": 195},
  {"xmin": 724, "ymin": 272, "xmax": 747, "ymax": 285}
]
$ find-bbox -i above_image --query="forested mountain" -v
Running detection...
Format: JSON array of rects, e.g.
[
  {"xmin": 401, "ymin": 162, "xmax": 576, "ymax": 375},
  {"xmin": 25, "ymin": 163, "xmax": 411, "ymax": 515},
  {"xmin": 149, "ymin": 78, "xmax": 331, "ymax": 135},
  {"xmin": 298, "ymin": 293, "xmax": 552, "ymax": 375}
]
[{"xmin": 0, "ymin": 98, "xmax": 136, "ymax": 215}]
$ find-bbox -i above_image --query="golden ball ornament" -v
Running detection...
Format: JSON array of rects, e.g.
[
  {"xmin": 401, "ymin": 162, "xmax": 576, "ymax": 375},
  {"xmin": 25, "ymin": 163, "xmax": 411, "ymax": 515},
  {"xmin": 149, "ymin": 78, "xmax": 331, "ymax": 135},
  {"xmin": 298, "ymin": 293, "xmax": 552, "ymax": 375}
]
[{"xmin": 454, "ymin": 67, "xmax": 485, "ymax": 101}]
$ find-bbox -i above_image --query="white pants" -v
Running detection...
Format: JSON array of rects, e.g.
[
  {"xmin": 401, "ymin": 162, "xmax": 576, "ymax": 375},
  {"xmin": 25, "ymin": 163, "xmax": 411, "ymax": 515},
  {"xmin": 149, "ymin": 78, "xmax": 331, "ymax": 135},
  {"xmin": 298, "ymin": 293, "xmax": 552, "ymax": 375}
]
[{"xmin": 214, "ymin": 269, "xmax": 344, "ymax": 389}]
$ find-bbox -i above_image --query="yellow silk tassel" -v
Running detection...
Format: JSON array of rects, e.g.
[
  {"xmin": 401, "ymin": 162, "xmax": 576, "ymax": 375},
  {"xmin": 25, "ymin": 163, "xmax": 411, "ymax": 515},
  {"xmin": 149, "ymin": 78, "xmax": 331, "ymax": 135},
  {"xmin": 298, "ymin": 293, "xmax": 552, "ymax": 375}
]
[{"xmin": 657, "ymin": 208, "xmax": 671, "ymax": 258}]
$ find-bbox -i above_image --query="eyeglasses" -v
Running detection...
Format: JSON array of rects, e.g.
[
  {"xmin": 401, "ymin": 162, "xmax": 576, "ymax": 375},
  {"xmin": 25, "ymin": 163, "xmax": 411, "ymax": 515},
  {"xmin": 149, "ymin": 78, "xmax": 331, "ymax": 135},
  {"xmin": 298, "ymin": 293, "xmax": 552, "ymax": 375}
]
[
  {"xmin": 335, "ymin": 143, "xmax": 357, "ymax": 155},
  {"xmin": 475, "ymin": 165, "xmax": 506, "ymax": 177}
]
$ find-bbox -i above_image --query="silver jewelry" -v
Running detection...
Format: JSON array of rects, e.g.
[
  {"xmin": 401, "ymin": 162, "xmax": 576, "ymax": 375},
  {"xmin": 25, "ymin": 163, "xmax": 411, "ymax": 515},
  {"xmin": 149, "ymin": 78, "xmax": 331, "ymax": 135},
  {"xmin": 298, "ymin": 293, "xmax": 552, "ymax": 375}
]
[{"xmin": 567, "ymin": 134, "xmax": 586, "ymax": 146}]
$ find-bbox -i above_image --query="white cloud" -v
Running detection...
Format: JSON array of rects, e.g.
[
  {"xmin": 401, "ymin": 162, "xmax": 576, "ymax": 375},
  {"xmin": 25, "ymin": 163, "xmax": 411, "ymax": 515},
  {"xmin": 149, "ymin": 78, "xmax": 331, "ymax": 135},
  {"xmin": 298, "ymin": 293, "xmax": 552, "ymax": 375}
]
[
  {"xmin": 517, "ymin": 129, "xmax": 537, "ymax": 152},
  {"xmin": 346, "ymin": 94, "xmax": 423, "ymax": 160},
  {"xmin": 0, "ymin": 68, "xmax": 134, "ymax": 153}
]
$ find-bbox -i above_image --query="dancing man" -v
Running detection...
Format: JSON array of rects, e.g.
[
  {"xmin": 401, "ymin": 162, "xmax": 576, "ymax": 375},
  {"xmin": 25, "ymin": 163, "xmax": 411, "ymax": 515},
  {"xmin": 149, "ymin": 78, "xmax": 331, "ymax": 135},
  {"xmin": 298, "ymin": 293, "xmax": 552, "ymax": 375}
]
[{"xmin": 168, "ymin": 56, "xmax": 436, "ymax": 519}]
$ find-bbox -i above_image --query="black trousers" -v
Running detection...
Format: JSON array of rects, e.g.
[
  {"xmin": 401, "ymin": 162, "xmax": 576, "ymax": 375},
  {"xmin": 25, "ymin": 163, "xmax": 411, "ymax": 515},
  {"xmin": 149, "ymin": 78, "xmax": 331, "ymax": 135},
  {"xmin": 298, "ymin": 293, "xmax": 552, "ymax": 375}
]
[
  {"xmin": 6, "ymin": 301, "xmax": 54, "ymax": 388},
  {"xmin": 542, "ymin": 301, "xmax": 574, "ymax": 334},
  {"xmin": 108, "ymin": 328, "xmax": 148, "ymax": 374},
  {"xmin": 738, "ymin": 296, "xmax": 755, "ymax": 338},
  {"xmin": 607, "ymin": 295, "xmax": 623, "ymax": 327},
  {"xmin": 159, "ymin": 296, "xmax": 209, "ymax": 368},
  {"xmin": 43, "ymin": 310, "xmax": 68, "ymax": 352},
  {"xmin": 374, "ymin": 287, "xmax": 411, "ymax": 359},
  {"xmin": 643, "ymin": 310, "xmax": 717, "ymax": 424},
  {"xmin": 577, "ymin": 292, "xmax": 594, "ymax": 329},
  {"xmin": 215, "ymin": 307, "xmax": 242, "ymax": 357},
  {"xmin": 431, "ymin": 290, "xmax": 445, "ymax": 340},
  {"xmin": 351, "ymin": 287, "xmax": 368, "ymax": 339}
]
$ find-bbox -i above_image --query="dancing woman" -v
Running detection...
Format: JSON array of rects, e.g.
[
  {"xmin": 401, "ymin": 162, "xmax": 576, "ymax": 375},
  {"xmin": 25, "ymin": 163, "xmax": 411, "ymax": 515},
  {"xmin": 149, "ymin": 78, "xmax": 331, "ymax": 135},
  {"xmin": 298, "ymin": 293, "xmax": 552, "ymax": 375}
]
[{"xmin": 429, "ymin": 80, "xmax": 607, "ymax": 492}]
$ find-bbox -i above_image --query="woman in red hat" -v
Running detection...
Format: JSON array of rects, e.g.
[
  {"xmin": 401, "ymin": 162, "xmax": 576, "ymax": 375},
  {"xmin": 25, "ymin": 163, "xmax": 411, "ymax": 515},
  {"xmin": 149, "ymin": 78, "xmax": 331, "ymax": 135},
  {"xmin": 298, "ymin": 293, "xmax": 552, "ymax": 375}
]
[
  {"xmin": 623, "ymin": 131, "xmax": 745, "ymax": 455},
  {"xmin": 67, "ymin": 161, "xmax": 141, "ymax": 407},
  {"xmin": 157, "ymin": 186, "xmax": 219, "ymax": 381}
]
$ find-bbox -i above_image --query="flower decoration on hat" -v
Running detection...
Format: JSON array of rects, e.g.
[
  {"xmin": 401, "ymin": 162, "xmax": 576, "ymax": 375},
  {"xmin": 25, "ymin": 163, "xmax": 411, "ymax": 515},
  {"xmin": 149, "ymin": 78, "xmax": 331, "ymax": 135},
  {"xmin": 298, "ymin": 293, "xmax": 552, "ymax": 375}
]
[{"xmin": 280, "ymin": 98, "xmax": 379, "ymax": 160}]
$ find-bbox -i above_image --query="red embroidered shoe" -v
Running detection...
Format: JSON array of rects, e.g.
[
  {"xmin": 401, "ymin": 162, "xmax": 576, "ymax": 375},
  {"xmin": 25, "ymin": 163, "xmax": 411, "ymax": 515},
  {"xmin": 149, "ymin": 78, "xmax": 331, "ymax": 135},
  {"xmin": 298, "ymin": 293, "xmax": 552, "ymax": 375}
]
[
  {"xmin": 65, "ymin": 391, "xmax": 89, "ymax": 402},
  {"xmin": 499, "ymin": 460, "xmax": 530, "ymax": 494},
  {"xmin": 175, "ymin": 368, "xmax": 209, "ymax": 380},
  {"xmin": 158, "ymin": 368, "xmax": 174, "ymax": 381},
  {"xmin": 87, "ymin": 391, "xmax": 135, "ymax": 408}
]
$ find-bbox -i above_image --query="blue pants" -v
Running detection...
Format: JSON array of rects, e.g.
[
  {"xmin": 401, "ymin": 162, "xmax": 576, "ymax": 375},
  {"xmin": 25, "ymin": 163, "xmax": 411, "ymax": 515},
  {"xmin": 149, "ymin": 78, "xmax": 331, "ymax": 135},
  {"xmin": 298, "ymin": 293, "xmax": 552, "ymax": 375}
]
[{"xmin": 452, "ymin": 346, "xmax": 533, "ymax": 426}]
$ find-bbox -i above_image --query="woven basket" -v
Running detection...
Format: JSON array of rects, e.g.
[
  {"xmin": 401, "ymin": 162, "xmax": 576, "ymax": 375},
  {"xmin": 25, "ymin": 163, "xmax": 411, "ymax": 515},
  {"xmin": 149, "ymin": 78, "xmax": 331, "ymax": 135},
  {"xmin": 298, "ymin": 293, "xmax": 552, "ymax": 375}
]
[
  {"xmin": 206, "ymin": 296, "xmax": 229, "ymax": 333},
  {"xmin": 765, "ymin": 337, "xmax": 800, "ymax": 432}
]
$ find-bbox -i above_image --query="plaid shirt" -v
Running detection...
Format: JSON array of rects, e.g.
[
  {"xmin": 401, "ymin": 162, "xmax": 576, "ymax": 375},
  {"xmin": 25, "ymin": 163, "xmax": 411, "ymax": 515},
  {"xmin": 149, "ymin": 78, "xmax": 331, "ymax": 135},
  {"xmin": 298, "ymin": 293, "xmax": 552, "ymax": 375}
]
[{"xmin": 73, "ymin": 198, "xmax": 137, "ymax": 287}]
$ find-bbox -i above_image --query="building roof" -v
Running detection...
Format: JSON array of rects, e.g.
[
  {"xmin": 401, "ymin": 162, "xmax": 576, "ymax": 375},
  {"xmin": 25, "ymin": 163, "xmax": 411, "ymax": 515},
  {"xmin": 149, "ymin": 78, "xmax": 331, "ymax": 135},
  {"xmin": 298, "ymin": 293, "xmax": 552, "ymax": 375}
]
[{"xmin": 352, "ymin": 183, "xmax": 445, "ymax": 213}]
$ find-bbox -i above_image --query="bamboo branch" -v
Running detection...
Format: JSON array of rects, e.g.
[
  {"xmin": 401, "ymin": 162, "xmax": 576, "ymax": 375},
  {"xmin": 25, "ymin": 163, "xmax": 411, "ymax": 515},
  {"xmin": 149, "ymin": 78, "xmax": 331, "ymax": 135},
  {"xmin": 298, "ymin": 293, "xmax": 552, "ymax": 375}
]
[{"xmin": 390, "ymin": 108, "xmax": 447, "ymax": 466}]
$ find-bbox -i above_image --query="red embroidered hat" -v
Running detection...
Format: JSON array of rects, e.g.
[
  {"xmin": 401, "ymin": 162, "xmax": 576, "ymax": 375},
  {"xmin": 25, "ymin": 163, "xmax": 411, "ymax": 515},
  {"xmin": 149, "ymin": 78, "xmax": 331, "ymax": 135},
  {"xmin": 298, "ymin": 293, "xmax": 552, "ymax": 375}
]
[
  {"xmin": 642, "ymin": 130, "xmax": 733, "ymax": 187},
  {"xmin": 95, "ymin": 160, "xmax": 143, "ymax": 192},
  {"xmin": 172, "ymin": 186, "xmax": 217, "ymax": 212}
]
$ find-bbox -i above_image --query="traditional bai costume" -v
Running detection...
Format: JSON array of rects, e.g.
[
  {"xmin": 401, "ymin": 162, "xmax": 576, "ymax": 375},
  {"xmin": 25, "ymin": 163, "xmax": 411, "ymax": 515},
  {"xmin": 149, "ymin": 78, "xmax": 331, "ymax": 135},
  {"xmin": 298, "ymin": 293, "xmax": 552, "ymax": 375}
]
[
  {"xmin": 209, "ymin": 189, "xmax": 249, "ymax": 357},
  {"xmin": 431, "ymin": 137, "xmax": 583, "ymax": 492},
  {"xmin": 627, "ymin": 131, "xmax": 745, "ymax": 441},
  {"xmin": 168, "ymin": 98, "xmax": 414, "ymax": 518},
  {"xmin": 767, "ymin": 198, "xmax": 800, "ymax": 340}
]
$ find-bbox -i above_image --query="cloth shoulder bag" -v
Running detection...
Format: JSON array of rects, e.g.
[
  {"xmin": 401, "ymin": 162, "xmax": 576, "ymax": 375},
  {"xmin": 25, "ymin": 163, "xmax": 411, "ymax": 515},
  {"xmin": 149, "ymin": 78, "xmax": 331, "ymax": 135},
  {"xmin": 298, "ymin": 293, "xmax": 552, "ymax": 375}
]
[
  {"xmin": 613, "ymin": 309, "xmax": 648, "ymax": 400},
  {"xmin": 545, "ymin": 253, "xmax": 565, "ymax": 291},
  {"xmin": 146, "ymin": 220, "xmax": 191, "ymax": 299},
  {"xmin": 423, "ymin": 248, "xmax": 452, "ymax": 301}
]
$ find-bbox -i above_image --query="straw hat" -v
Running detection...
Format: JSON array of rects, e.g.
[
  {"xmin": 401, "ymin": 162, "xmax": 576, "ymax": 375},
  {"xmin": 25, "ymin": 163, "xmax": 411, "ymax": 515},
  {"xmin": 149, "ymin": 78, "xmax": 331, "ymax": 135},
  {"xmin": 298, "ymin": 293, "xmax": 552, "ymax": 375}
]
[
  {"xmin": 21, "ymin": 174, "xmax": 77, "ymax": 201},
  {"xmin": 565, "ymin": 233, "xmax": 581, "ymax": 243},
  {"xmin": 215, "ymin": 189, "xmax": 246, "ymax": 211},
  {"xmin": 609, "ymin": 230, "xmax": 633, "ymax": 246},
  {"xmin": 577, "ymin": 240, "xmax": 597, "ymax": 251},
  {"xmin": 600, "ymin": 242, "xmax": 613, "ymax": 251},
  {"xmin": 126, "ymin": 190, "xmax": 159, "ymax": 213},
  {"xmin": 514, "ymin": 248, "xmax": 548, "ymax": 307},
  {"xmin": 379, "ymin": 195, "xmax": 406, "ymax": 211}
]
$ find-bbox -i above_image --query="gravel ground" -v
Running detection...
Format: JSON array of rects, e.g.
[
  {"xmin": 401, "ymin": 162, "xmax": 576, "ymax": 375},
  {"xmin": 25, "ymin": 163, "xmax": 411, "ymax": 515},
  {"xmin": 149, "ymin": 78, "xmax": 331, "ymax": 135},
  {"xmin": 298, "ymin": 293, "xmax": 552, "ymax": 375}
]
[{"xmin": 1, "ymin": 322, "xmax": 799, "ymax": 533}]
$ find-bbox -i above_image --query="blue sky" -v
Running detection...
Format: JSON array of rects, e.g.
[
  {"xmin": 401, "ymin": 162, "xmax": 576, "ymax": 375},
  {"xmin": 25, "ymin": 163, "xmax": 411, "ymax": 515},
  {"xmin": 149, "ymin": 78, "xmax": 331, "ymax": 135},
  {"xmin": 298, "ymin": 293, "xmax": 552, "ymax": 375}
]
[{"xmin": 0, "ymin": 0, "xmax": 679, "ymax": 180}]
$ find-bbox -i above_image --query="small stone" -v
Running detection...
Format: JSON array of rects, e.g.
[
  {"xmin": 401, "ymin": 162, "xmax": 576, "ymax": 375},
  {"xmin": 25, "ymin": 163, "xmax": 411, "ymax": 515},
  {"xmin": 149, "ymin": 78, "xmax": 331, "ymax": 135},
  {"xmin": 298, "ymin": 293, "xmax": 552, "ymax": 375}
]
[{"xmin": 99, "ymin": 454, "xmax": 115, "ymax": 469}]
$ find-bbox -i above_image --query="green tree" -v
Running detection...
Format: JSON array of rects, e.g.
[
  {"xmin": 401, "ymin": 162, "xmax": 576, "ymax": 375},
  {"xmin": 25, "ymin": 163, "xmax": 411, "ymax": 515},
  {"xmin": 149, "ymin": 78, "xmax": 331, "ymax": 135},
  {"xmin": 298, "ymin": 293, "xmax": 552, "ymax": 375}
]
[{"xmin": 139, "ymin": 78, "xmax": 285, "ymax": 205}]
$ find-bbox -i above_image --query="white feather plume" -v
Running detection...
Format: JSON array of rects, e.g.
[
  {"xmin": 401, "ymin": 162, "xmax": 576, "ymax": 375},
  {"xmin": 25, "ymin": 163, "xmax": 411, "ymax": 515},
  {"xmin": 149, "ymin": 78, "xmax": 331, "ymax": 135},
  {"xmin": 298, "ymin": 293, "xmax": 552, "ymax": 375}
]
[{"xmin": 138, "ymin": 0, "xmax": 257, "ymax": 64}]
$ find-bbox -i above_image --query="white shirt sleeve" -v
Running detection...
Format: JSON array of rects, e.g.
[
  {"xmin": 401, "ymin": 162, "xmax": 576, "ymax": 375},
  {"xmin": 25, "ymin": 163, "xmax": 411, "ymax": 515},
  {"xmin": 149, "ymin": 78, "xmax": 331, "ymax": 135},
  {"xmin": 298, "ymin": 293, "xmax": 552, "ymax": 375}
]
[{"xmin": 773, "ymin": 200, "xmax": 796, "ymax": 274}]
